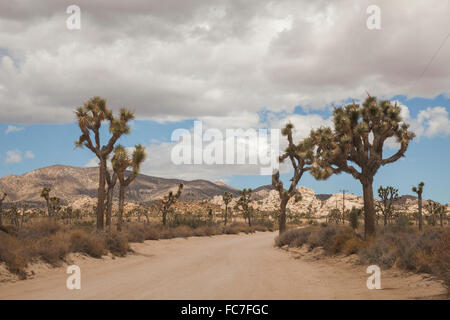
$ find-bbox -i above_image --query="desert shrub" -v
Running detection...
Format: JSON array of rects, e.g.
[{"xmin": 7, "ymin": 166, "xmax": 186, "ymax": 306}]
[
  {"xmin": 430, "ymin": 229, "xmax": 450, "ymax": 289},
  {"xmin": 0, "ymin": 232, "xmax": 28, "ymax": 278},
  {"xmin": 325, "ymin": 228, "xmax": 353, "ymax": 254},
  {"xmin": 159, "ymin": 228, "xmax": 175, "ymax": 239},
  {"xmin": 275, "ymin": 228, "xmax": 312, "ymax": 248},
  {"xmin": 34, "ymin": 233, "xmax": 71, "ymax": 266},
  {"xmin": 125, "ymin": 223, "xmax": 146, "ymax": 243},
  {"xmin": 70, "ymin": 230, "xmax": 106, "ymax": 258},
  {"xmin": 343, "ymin": 237, "xmax": 366, "ymax": 255},
  {"xmin": 252, "ymin": 224, "xmax": 268, "ymax": 232},
  {"xmin": 193, "ymin": 225, "xmax": 221, "ymax": 237},
  {"xmin": 18, "ymin": 220, "xmax": 62, "ymax": 239},
  {"xmin": 105, "ymin": 231, "xmax": 129, "ymax": 257},
  {"xmin": 224, "ymin": 224, "xmax": 240, "ymax": 234},
  {"xmin": 172, "ymin": 225, "xmax": 194, "ymax": 238},
  {"xmin": 144, "ymin": 226, "xmax": 160, "ymax": 240},
  {"xmin": 359, "ymin": 228, "xmax": 446, "ymax": 271},
  {"xmin": 308, "ymin": 225, "xmax": 344, "ymax": 250}
]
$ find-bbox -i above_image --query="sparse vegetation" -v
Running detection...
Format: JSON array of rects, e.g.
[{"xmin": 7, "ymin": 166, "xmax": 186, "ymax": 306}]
[{"xmin": 275, "ymin": 224, "xmax": 450, "ymax": 290}]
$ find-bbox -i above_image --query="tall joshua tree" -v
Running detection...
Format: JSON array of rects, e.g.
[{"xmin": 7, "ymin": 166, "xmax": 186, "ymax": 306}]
[
  {"xmin": 309, "ymin": 96, "xmax": 415, "ymax": 238},
  {"xmin": 75, "ymin": 97, "xmax": 134, "ymax": 230},
  {"xmin": 412, "ymin": 182, "xmax": 424, "ymax": 231},
  {"xmin": 376, "ymin": 185, "xmax": 399, "ymax": 226},
  {"xmin": 237, "ymin": 188, "xmax": 253, "ymax": 227},
  {"xmin": 222, "ymin": 191, "xmax": 233, "ymax": 226},
  {"xmin": 112, "ymin": 144, "xmax": 146, "ymax": 231},
  {"xmin": 40, "ymin": 187, "xmax": 61, "ymax": 220},
  {"xmin": 0, "ymin": 192, "xmax": 7, "ymax": 227},
  {"xmin": 160, "ymin": 183, "xmax": 183, "ymax": 226},
  {"xmin": 272, "ymin": 123, "xmax": 313, "ymax": 235}
]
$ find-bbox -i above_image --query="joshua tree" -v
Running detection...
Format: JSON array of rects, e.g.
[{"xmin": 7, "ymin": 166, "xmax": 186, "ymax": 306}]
[
  {"xmin": 0, "ymin": 192, "xmax": 6, "ymax": 227},
  {"xmin": 272, "ymin": 123, "xmax": 314, "ymax": 234},
  {"xmin": 376, "ymin": 185, "xmax": 399, "ymax": 226},
  {"xmin": 160, "ymin": 183, "xmax": 184, "ymax": 226},
  {"xmin": 328, "ymin": 208, "xmax": 341, "ymax": 224},
  {"xmin": 112, "ymin": 144, "xmax": 146, "ymax": 231},
  {"xmin": 309, "ymin": 96, "xmax": 415, "ymax": 238},
  {"xmin": 424, "ymin": 200, "xmax": 444, "ymax": 227},
  {"xmin": 75, "ymin": 96, "xmax": 134, "ymax": 230},
  {"xmin": 237, "ymin": 188, "xmax": 253, "ymax": 227},
  {"xmin": 222, "ymin": 191, "xmax": 233, "ymax": 226},
  {"xmin": 40, "ymin": 187, "xmax": 60, "ymax": 218},
  {"xmin": 412, "ymin": 182, "xmax": 424, "ymax": 231}
]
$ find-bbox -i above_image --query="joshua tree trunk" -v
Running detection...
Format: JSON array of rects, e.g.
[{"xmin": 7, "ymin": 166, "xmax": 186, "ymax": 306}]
[
  {"xmin": 105, "ymin": 172, "xmax": 117, "ymax": 231},
  {"xmin": 362, "ymin": 178, "xmax": 376, "ymax": 239},
  {"xmin": 117, "ymin": 184, "xmax": 125, "ymax": 231},
  {"xmin": 224, "ymin": 205, "xmax": 228, "ymax": 227},
  {"xmin": 97, "ymin": 158, "xmax": 107, "ymax": 230},
  {"xmin": 45, "ymin": 199, "xmax": 54, "ymax": 219},
  {"xmin": 440, "ymin": 212, "xmax": 443, "ymax": 227},
  {"xmin": 279, "ymin": 198, "xmax": 288, "ymax": 235},
  {"xmin": 105, "ymin": 186, "xmax": 114, "ymax": 229},
  {"xmin": 418, "ymin": 193, "xmax": 423, "ymax": 231},
  {"xmin": 247, "ymin": 213, "xmax": 252, "ymax": 227},
  {"xmin": 384, "ymin": 214, "xmax": 388, "ymax": 226}
]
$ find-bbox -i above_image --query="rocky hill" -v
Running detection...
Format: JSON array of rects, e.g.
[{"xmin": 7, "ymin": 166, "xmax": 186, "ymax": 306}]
[{"xmin": 0, "ymin": 165, "xmax": 240, "ymax": 207}]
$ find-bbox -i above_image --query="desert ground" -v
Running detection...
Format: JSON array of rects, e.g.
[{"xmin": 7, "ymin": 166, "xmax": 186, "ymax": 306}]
[{"xmin": 0, "ymin": 231, "xmax": 445, "ymax": 300}]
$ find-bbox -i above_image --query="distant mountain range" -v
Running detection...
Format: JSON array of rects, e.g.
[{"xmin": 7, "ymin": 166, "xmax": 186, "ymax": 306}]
[
  {"xmin": 0, "ymin": 165, "xmax": 240, "ymax": 207},
  {"xmin": 0, "ymin": 165, "xmax": 427, "ymax": 215}
]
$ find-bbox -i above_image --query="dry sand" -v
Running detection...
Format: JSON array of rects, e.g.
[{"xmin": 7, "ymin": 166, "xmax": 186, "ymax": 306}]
[{"xmin": 0, "ymin": 231, "xmax": 446, "ymax": 299}]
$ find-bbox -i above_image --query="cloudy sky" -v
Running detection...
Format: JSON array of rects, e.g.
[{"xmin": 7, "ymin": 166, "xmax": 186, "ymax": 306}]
[{"xmin": 1, "ymin": 0, "xmax": 449, "ymax": 202}]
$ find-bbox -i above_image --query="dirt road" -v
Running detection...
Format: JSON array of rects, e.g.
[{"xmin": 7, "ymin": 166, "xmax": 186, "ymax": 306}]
[{"xmin": 0, "ymin": 231, "xmax": 445, "ymax": 299}]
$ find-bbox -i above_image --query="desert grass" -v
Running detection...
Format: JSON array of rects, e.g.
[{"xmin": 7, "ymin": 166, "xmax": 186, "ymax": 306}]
[{"xmin": 275, "ymin": 224, "xmax": 450, "ymax": 290}]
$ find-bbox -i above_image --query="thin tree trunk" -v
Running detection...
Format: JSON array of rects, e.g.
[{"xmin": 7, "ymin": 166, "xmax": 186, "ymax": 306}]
[
  {"xmin": 384, "ymin": 214, "xmax": 387, "ymax": 226},
  {"xmin": 105, "ymin": 186, "xmax": 114, "ymax": 230},
  {"xmin": 362, "ymin": 179, "xmax": 376, "ymax": 239},
  {"xmin": 278, "ymin": 198, "xmax": 288, "ymax": 235},
  {"xmin": 224, "ymin": 205, "xmax": 228, "ymax": 227},
  {"xmin": 440, "ymin": 213, "xmax": 443, "ymax": 227},
  {"xmin": 97, "ymin": 158, "xmax": 107, "ymax": 230},
  {"xmin": 418, "ymin": 194, "xmax": 423, "ymax": 231},
  {"xmin": 117, "ymin": 184, "xmax": 125, "ymax": 231}
]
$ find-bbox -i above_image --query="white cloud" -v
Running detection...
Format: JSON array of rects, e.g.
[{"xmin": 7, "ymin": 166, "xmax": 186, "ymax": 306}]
[
  {"xmin": 4, "ymin": 149, "xmax": 35, "ymax": 163},
  {"xmin": 24, "ymin": 150, "xmax": 35, "ymax": 159},
  {"xmin": 0, "ymin": 0, "xmax": 449, "ymax": 124},
  {"xmin": 5, "ymin": 125, "xmax": 24, "ymax": 134},
  {"xmin": 417, "ymin": 107, "xmax": 450, "ymax": 138},
  {"xmin": 5, "ymin": 150, "xmax": 22, "ymax": 163}
]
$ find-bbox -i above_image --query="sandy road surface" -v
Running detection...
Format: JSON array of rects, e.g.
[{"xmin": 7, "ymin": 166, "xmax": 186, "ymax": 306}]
[{"xmin": 0, "ymin": 231, "xmax": 446, "ymax": 299}]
